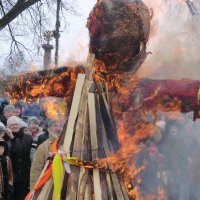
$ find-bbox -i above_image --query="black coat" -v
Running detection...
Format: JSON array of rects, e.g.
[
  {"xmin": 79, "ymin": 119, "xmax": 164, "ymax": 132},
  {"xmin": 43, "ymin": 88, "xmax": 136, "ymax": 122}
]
[
  {"xmin": 37, "ymin": 129, "xmax": 49, "ymax": 147},
  {"xmin": 0, "ymin": 115, "xmax": 7, "ymax": 126},
  {"xmin": 8, "ymin": 129, "xmax": 32, "ymax": 187}
]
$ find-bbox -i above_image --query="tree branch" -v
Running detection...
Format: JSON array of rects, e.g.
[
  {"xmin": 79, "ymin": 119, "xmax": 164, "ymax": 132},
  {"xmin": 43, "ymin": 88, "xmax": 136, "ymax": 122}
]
[{"xmin": 0, "ymin": 0, "xmax": 40, "ymax": 30}]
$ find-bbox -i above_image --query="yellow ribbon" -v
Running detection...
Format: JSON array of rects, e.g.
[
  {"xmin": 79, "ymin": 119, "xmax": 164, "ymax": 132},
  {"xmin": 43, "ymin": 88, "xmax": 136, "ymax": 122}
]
[
  {"xmin": 52, "ymin": 154, "xmax": 63, "ymax": 200},
  {"xmin": 66, "ymin": 157, "xmax": 79, "ymax": 165}
]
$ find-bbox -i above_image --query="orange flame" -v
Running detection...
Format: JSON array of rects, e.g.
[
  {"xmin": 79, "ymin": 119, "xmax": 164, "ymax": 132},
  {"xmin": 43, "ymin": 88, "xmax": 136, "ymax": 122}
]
[{"xmin": 42, "ymin": 98, "xmax": 68, "ymax": 120}]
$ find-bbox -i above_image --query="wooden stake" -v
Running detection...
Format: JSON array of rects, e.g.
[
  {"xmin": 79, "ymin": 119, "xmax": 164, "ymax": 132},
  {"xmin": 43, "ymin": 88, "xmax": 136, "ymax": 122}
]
[
  {"xmin": 62, "ymin": 73, "xmax": 86, "ymax": 154},
  {"xmin": 66, "ymin": 78, "xmax": 88, "ymax": 200},
  {"xmin": 88, "ymin": 92, "xmax": 102, "ymax": 200},
  {"xmin": 100, "ymin": 105, "xmax": 128, "ymax": 200}
]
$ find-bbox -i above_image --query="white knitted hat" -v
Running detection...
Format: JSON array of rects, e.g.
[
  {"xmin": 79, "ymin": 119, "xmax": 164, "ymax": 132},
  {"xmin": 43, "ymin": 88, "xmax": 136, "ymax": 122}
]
[{"xmin": 7, "ymin": 116, "xmax": 21, "ymax": 127}]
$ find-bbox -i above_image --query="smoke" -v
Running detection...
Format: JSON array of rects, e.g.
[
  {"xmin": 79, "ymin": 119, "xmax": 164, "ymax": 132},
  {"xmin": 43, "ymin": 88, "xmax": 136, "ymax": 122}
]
[
  {"xmin": 59, "ymin": 32, "xmax": 88, "ymax": 67},
  {"xmin": 137, "ymin": 0, "xmax": 200, "ymax": 80}
]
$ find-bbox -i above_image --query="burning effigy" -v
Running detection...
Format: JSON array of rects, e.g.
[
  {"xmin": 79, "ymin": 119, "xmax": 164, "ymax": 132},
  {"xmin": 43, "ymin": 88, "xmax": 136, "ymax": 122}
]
[
  {"xmin": 3, "ymin": 0, "xmax": 200, "ymax": 200},
  {"xmin": 86, "ymin": 0, "xmax": 150, "ymax": 74}
]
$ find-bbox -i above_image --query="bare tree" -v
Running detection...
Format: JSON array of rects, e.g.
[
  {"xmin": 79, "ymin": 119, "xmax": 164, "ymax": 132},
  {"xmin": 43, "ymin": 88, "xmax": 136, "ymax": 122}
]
[{"xmin": 0, "ymin": 0, "xmax": 78, "ymax": 69}]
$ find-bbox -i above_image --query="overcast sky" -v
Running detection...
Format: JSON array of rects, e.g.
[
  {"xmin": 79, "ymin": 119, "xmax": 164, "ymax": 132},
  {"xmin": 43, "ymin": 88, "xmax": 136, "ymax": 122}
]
[{"xmin": 58, "ymin": 0, "xmax": 96, "ymax": 67}]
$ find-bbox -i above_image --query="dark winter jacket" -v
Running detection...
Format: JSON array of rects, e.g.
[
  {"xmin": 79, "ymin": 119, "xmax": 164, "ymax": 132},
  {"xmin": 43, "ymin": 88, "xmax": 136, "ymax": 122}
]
[
  {"xmin": 0, "ymin": 155, "xmax": 13, "ymax": 199},
  {"xmin": 8, "ymin": 129, "xmax": 32, "ymax": 187},
  {"xmin": 0, "ymin": 140, "xmax": 13, "ymax": 200},
  {"xmin": 30, "ymin": 129, "xmax": 49, "ymax": 162},
  {"xmin": 0, "ymin": 115, "xmax": 7, "ymax": 126},
  {"xmin": 37, "ymin": 129, "xmax": 49, "ymax": 146}
]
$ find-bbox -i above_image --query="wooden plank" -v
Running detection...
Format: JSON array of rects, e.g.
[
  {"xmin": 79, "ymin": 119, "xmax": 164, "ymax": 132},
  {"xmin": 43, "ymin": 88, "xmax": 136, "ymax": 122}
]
[
  {"xmin": 66, "ymin": 79, "xmax": 88, "ymax": 200},
  {"xmin": 79, "ymin": 97, "xmax": 91, "ymax": 200},
  {"xmin": 119, "ymin": 178, "xmax": 131, "ymax": 200},
  {"xmin": 65, "ymin": 54, "xmax": 95, "ymax": 200},
  {"xmin": 88, "ymin": 93, "xmax": 99, "ymax": 157},
  {"xmin": 106, "ymin": 173, "xmax": 114, "ymax": 200},
  {"xmin": 101, "ymin": 114, "xmax": 127, "ymax": 200},
  {"xmin": 95, "ymin": 95, "xmax": 126, "ymax": 200},
  {"xmin": 93, "ymin": 169, "xmax": 102, "ymax": 200},
  {"xmin": 105, "ymin": 83, "xmax": 111, "ymax": 108},
  {"xmin": 86, "ymin": 53, "xmax": 95, "ymax": 80},
  {"xmin": 96, "ymin": 82, "xmax": 113, "ymax": 125},
  {"xmin": 88, "ymin": 92, "xmax": 102, "ymax": 200},
  {"xmin": 84, "ymin": 176, "xmax": 92, "ymax": 200},
  {"xmin": 77, "ymin": 172, "xmax": 89, "ymax": 200},
  {"xmin": 62, "ymin": 73, "xmax": 86, "ymax": 154}
]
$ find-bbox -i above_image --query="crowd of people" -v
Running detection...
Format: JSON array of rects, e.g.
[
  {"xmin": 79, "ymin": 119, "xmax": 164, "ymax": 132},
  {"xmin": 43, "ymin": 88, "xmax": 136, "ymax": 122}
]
[
  {"xmin": 0, "ymin": 98, "xmax": 65, "ymax": 200},
  {"xmin": 139, "ymin": 111, "xmax": 200, "ymax": 200}
]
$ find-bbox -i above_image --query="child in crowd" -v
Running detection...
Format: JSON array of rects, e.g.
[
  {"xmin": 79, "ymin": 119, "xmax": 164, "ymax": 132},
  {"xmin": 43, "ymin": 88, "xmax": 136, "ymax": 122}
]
[{"xmin": 0, "ymin": 140, "xmax": 13, "ymax": 200}]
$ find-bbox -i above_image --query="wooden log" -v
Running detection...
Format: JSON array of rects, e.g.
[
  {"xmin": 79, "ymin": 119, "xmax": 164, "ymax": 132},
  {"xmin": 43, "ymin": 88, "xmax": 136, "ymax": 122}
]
[{"xmin": 88, "ymin": 92, "xmax": 103, "ymax": 200}]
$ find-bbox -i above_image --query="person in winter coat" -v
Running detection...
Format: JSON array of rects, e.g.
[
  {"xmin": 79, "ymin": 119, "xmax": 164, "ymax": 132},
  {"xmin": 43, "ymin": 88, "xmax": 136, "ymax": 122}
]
[
  {"xmin": 0, "ymin": 140, "xmax": 13, "ymax": 200},
  {"xmin": 0, "ymin": 105, "xmax": 16, "ymax": 126},
  {"xmin": 30, "ymin": 119, "xmax": 65, "ymax": 189},
  {"xmin": 6, "ymin": 116, "xmax": 32, "ymax": 200},
  {"xmin": 30, "ymin": 119, "xmax": 65, "ymax": 162}
]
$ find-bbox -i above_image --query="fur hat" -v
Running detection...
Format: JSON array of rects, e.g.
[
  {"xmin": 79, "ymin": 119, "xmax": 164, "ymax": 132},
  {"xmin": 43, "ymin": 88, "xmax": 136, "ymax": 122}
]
[
  {"xmin": 3, "ymin": 104, "xmax": 15, "ymax": 114},
  {"xmin": 7, "ymin": 116, "xmax": 21, "ymax": 127}
]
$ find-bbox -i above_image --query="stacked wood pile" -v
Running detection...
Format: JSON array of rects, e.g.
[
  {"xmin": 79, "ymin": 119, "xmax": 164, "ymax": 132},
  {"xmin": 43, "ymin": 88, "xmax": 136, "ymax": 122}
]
[{"xmin": 31, "ymin": 54, "xmax": 132, "ymax": 200}]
